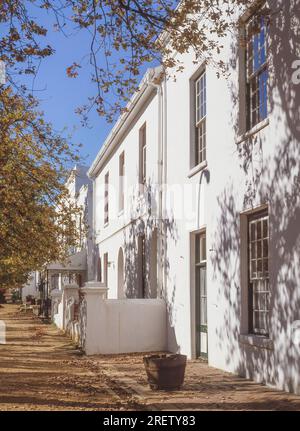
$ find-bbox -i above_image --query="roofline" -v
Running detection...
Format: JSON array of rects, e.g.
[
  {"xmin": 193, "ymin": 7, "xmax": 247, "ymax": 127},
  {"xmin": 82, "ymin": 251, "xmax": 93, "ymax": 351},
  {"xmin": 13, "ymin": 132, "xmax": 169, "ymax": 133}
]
[{"xmin": 88, "ymin": 65, "xmax": 164, "ymax": 179}]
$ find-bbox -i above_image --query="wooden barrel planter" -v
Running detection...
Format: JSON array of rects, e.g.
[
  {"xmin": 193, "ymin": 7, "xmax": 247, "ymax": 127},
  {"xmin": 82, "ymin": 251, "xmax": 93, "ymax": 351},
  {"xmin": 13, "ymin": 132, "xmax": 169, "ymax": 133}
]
[{"xmin": 143, "ymin": 354, "xmax": 187, "ymax": 391}]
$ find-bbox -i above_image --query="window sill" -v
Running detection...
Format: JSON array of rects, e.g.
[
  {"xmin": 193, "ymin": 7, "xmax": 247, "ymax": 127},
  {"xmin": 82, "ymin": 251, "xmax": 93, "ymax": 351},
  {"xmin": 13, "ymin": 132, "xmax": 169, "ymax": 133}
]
[
  {"xmin": 188, "ymin": 160, "xmax": 208, "ymax": 178},
  {"xmin": 236, "ymin": 118, "xmax": 269, "ymax": 145},
  {"xmin": 238, "ymin": 334, "xmax": 274, "ymax": 350}
]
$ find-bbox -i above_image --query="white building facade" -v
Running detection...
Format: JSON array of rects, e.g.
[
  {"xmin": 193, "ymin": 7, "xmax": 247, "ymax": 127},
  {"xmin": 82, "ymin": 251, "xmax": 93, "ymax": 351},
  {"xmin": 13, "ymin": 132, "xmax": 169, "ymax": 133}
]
[
  {"xmin": 52, "ymin": 0, "xmax": 300, "ymax": 395},
  {"xmin": 160, "ymin": 0, "xmax": 300, "ymax": 395}
]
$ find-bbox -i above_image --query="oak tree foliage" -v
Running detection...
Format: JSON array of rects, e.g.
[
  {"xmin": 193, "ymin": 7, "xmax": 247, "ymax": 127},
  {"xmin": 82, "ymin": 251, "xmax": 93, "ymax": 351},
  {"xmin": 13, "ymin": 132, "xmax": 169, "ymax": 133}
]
[
  {"xmin": 0, "ymin": 87, "xmax": 82, "ymax": 288},
  {"xmin": 0, "ymin": 0, "xmax": 258, "ymax": 122}
]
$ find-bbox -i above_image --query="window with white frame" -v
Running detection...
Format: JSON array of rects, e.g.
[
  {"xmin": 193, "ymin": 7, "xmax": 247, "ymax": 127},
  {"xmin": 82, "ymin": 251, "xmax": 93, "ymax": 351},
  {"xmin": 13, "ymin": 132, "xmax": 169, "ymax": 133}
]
[
  {"xmin": 246, "ymin": 11, "xmax": 269, "ymax": 129},
  {"xmin": 195, "ymin": 72, "xmax": 206, "ymax": 166},
  {"xmin": 104, "ymin": 172, "xmax": 109, "ymax": 225},
  {"xmin": 248, "ymin": 210, "xmax": 270, "ymax": 336},
  {"xmin": 119, "ymin": 152, "xmax": 125, "ymax": 212}
]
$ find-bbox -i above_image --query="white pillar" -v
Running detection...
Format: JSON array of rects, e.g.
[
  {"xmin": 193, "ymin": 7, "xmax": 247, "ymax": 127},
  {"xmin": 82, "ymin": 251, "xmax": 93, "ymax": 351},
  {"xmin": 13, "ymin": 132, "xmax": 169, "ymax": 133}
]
[
  {"xmin": 62, "ymin": 283, "xmax": 79, "ymax": 331},
  {"xmin": 50, "ymin": 289, "xmax": 63, "ymax": 328},
  {"xmin": 80, "ymin": 281, "xmax": 108, "ymax": 355}
]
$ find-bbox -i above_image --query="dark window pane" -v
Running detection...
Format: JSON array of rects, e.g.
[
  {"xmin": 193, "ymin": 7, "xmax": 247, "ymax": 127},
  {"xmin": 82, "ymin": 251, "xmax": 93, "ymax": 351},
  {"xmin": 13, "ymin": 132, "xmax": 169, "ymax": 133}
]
[
  {"xmin": 257, "ymin": 241, "xmax": 262, "ymax": 258},
  {"xmin": 263, "ymin": 239, "xmax": 268, "ymax": 258},
  {"xmin": 263, "ymin": 218, "xmax": 268, "ymax": 238},
  {"xmin": 195, "ymin": 234, "xmax": 200, "ymax": 263},
  {"xmin": 196, "ymin": 266, "xmax": 200, "ymax": 288},
  {"xmin": 250, "ymin": 223, "xmax": 256, "ymax": 241},
  {"xmin": 254, "ymin": 311, "xmax": 260, "ymax": 330},
  {"xmin": 257, "ymin": 220, "xmax": 262, "ymax": 240},
  {"xmin": 257, "ymin": 259, "xmax": 262, "ymax": 274},
  {"xmin": 263, "ymin": 258, "xmax": 268, "ymax": 275},
  {"xmin": 200, "ymin": 235, "xmax": 206, "ymax": 262},
  {"xmin": 251, "ymin": 242, "xmax": 256, "ymax": 259}
]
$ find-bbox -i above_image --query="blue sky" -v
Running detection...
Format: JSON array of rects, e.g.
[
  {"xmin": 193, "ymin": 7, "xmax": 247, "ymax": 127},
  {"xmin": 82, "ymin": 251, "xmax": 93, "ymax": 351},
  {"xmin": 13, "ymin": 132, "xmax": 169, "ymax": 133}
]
[{"xmin": 19, "ymin": 4, "xmax": 151, "ymax": 167}]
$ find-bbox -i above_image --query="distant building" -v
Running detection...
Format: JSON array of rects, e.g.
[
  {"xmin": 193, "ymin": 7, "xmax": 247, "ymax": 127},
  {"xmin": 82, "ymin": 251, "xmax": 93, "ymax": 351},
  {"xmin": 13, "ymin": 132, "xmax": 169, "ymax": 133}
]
[
  {"xmin": 21, "ymin": 271, "xmax": 39, "ymax": 301},
  {"xmin": 46, "ymin": 164, "xmax": 94, "ymax": 291}
]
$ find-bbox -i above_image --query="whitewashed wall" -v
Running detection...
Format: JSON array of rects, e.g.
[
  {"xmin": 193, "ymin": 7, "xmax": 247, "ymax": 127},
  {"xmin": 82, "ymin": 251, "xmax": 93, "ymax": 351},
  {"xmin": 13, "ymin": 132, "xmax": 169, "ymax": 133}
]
[{"xmin": 83, "ymin": 297, "xmax": 166, "ymax": 355}]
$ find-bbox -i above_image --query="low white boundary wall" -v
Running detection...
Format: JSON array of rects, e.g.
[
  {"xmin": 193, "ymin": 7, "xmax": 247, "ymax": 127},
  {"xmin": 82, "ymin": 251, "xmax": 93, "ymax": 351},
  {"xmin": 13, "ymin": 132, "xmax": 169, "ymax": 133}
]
[
  {"xmin": 51, "ymin": 284, "xmax": 79, "ymax": 335},
  {"xmin": 81, "ymin": 283, "xmax": 167, "ymax": 355},
  {"xmin": 51, "ymin": 289, "xmax": 63, "ymax": 329}
]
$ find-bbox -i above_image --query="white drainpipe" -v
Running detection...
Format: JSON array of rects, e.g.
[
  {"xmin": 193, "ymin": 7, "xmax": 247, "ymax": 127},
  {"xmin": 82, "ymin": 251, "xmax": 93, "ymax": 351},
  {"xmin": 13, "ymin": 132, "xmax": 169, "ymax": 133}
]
[
  {"xmin": 162, "ymin": 76, "xmax": 168, "ymax": 301},
  {"xmin": 148, "ymin": 76, "xmax": 164, "ymax": 299},
  {"xmin": 92, "ymin": 177, "xmax": 97, "ymax": 281}
]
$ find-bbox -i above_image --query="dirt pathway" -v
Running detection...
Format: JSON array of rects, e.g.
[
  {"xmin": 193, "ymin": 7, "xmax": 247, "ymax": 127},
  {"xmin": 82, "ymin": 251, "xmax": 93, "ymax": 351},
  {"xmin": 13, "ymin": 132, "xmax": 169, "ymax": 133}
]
[
  {"xmin": 1, "ymin": 304, "xmax": 300, "ymax": 411},
  {"xmin": 0, "ymin": 304, "xmax": 138, "ymax": 411}
]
